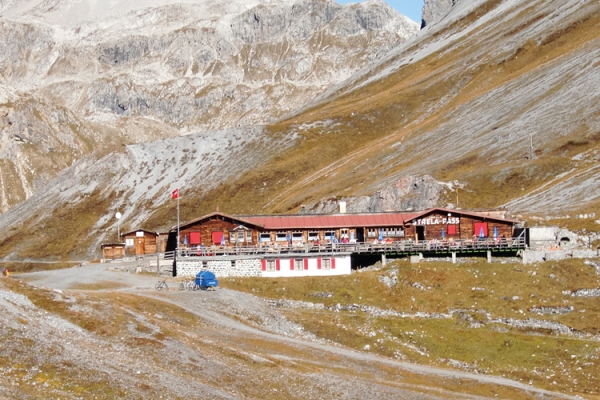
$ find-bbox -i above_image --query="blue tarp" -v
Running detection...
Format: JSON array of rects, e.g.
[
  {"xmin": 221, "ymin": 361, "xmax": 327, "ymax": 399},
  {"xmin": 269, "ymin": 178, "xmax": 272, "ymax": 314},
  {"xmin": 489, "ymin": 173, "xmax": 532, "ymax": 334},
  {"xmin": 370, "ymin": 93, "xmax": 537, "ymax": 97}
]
[{"xmin": 196, "ymin": 271, "xmax": 218, "ymax": 288}]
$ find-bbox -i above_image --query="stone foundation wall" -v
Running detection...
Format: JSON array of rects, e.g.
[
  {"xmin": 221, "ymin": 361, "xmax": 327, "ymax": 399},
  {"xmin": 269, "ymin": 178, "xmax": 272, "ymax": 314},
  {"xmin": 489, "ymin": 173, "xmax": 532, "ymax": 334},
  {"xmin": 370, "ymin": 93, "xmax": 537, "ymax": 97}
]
[
  {"xmin": 522, "ymin": 249, "xmax": 599, "ymax": 264},
  {"xmin": 177, "ymin": 258, "xmax": 262, "ymax": 277}
]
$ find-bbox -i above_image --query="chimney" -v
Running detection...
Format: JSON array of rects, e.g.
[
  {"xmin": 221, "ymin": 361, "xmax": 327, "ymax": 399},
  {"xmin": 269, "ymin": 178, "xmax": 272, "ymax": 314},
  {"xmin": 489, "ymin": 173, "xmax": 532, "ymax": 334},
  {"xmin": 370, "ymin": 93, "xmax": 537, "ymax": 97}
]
[{"xmin": 339, "ymin": 201, "xmax": 347, "ymax": 214}]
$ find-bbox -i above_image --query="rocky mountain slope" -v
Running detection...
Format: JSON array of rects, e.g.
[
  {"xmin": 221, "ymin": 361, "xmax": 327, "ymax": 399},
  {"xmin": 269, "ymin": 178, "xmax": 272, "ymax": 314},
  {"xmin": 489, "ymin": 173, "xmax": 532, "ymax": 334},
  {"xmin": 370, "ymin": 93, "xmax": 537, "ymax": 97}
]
[
  {"xmin": 0, "ymin": 0, "xmax": 418, "ymax": 213},
  {"xmin": 1, "ymin": 0, "xmax": 600, "ymax": 260}
]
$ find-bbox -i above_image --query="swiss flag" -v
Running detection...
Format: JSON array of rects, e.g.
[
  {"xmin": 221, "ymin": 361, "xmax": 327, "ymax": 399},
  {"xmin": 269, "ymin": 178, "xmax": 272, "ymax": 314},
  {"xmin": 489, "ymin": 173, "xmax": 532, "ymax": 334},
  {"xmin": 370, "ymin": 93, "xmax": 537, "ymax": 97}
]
[{"xmin": 171, "ymin": 188, "xmax": 179, "ymax": 199}]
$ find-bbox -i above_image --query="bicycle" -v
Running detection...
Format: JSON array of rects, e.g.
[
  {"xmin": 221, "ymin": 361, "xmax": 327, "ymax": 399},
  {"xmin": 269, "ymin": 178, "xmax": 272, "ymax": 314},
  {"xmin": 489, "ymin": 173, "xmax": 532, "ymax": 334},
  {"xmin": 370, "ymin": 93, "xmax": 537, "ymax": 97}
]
[
  {"xmin": 179, "ymin": 278, "xmax": 195, "ymax": 291},
  {"xmin": 155, "ymin": 279, "xmax": 168, "ymax": 291}
]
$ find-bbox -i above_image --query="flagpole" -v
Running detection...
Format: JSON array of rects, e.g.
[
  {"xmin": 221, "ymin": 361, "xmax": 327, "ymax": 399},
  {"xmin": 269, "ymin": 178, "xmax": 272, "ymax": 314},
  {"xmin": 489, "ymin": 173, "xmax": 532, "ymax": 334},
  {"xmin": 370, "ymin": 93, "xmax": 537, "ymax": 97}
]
[{"xmin": 173, "ymin": 188, "xmax": 180, "ymax": 278}]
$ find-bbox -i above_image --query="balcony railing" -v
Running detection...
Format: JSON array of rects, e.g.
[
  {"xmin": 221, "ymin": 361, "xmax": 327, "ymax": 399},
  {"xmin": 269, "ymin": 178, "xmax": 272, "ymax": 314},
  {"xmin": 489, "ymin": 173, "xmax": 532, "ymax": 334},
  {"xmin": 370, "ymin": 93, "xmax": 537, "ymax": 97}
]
[{"xmin": 173, "ymin": 236, "xmax": 526, "ymax": 258}]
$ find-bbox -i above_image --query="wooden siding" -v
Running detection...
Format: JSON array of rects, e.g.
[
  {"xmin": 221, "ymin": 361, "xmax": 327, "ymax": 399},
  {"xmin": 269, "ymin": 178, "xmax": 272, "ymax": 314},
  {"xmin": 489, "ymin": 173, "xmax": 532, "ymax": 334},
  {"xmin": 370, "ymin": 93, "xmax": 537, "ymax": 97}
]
[
  {"xmin": 123, "ymin": 231, "xmax": 158, "ymax": 255},
  {"xmin": 180, "ymin": 217, "xmax": 256, "ymax": 247},
  {"xmin": 406, "ymin": 212, "xmax": 514, "ymax": 241},
  {"xmin": 174, "ymin": 210, "xmax": 517, "ymax": 246},
  {"xmin": 101, "ymin": 245, "xmax": 125, "ymax": 260}
]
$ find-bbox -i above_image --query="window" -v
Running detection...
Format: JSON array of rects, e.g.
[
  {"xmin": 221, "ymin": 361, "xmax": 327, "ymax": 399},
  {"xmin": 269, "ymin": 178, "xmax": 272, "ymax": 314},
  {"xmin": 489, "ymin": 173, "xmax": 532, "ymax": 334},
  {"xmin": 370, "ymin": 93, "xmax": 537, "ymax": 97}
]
[
  {"xmin": 230, "ymin": 231, "xmax": 236, "ymax": 243},
  {"xmin": 276, "ymin": 231, "xmax": 288, "ymax": 241},
  {"xmin": 237, "ymin": 230, "xmax": 245, "ymax": 243},
  {"xmin": 266, "ymin": 260, "xmax": 276, "ymax": 272},
  {"xmin": 341, "ymin": 228, "xmax": 348, "ymax": 239},
  {"xmin": 125, "ymin": 238, "xmax": 134, "ymax": 246},
  {"xmin": 292, "ymin": 232, "xmax": 303, "ymax": 241},
  {"xmin": 293, "ymin": 259, "xmax": 303, "ymax": 271},
  {"xmin": 367, "ymin": 228, "xmax": 377, "ymax": 238},
  {"xmin": 325, "ymin": 230, "xmax": 335, "ymax": 240},
  {"xmin": 321, "ymin": 258, "xmax": 331, "ymax": 270},
  {"xmin": 260, "ymin": 233, "xmax": 271, "ymax": 242},
  {"xmin": 308, "ymin": 231, "xmax": 319, "ymax": 240},
  {"xmin": 383, "ymin": 227, "xmax": 404, "ymax": 237}
]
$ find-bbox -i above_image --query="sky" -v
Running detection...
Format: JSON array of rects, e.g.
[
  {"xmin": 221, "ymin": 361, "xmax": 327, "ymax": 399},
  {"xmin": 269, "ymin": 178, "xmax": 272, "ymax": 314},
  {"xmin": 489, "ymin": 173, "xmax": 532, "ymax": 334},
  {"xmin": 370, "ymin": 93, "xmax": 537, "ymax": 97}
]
[{"xmin": 336, "ymin": 0, "xmax": 423, "ymax": 23}]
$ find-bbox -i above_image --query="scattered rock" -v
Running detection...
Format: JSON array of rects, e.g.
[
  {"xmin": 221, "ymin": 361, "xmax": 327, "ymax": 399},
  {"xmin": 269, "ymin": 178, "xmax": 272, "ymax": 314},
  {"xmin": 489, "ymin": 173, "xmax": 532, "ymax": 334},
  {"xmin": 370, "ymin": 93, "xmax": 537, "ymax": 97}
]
[
  {"xmin": 570, "ymin": 289, "xmax": 600, "ymax": 298},
  {"xmin": 529, "ymin": 306, "xmax": 574, "ymax": 315}
]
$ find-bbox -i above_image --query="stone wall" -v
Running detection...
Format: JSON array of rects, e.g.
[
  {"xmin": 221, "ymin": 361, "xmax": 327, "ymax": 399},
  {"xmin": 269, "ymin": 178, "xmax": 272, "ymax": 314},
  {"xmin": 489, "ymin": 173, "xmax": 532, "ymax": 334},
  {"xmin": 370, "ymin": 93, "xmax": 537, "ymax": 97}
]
[
  {"xmin": 522, "ymin": 249, "xmax": 599, "ymax": 264},
  {"xmin": 177, "ymin": 258, "xmax": 262, "ymax": 277}
]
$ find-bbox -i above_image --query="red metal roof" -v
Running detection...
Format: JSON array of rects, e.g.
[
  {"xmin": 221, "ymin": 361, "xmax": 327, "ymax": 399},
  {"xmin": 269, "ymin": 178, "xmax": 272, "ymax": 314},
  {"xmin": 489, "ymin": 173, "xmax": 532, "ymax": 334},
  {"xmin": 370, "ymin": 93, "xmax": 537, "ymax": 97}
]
[
  {"xmin": 407, "ymin": 208, "xmax": 521, "ymax": 224},
  {"xmin": 241, "ymin": 213, "xmax": 420, "ymax": 230},
  {"xmin": 174, "ymin": 208, "xmax": 521, "ymax": 232}
]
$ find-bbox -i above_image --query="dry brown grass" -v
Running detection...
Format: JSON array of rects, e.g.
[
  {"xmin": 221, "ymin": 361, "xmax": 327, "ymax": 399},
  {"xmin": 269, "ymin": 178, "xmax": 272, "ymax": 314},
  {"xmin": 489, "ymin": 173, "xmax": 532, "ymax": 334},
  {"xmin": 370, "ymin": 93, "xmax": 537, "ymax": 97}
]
[
  {"xmin": 221, "ymin": 257, "xmax": 600, "ymax": 397},
  {"xmin": 168, "ymin": 2, "xmax": 600, "ymax": 217},
  {"xmin": 0, "ymin": 261, "xmax": 78, "ymax": 273}
]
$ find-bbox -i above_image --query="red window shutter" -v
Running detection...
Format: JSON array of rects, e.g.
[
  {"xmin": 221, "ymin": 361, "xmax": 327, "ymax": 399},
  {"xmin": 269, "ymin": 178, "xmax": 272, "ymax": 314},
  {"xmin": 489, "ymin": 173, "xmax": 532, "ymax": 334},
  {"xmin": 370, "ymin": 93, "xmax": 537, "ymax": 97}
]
[
  {"xmin": 190, "ymin": 232, "xmax": 201, "ymax": 245},
  {"xmin": 317, "ymin": 259, "xmax": 322, "ymax": 269},
  {"xmin": 211, "ymin": 231, "xmax": 223, "ymax": 245},
  {"xmin": 448, "ymin": 225, "xmax": 456, "ymax": 235},
  {"xmin": 276, "ymin": 260, "xmax": 280, "ymax": 271},
  {"xmin": 331, "ymin": 258, "xmax": 336, "ymax": 269},
  {"xmin": 261, "ymin": 259, "xmax": 266, "ymax": 271},
  {"xmin": 304, "ymin": 258, "xmax": 309, "ymax": 270},
  {"xmin": 474, "ymin": 222, "xmax": 488, "ymax": 237}
]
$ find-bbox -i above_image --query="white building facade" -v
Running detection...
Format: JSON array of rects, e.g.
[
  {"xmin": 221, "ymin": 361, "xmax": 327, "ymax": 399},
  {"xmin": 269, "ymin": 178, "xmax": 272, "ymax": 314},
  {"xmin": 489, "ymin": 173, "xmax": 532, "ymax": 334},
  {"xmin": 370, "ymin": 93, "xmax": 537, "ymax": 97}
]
[{"xmin": 176, "ymin": 254, "xmax": 352, "ymax": 278}]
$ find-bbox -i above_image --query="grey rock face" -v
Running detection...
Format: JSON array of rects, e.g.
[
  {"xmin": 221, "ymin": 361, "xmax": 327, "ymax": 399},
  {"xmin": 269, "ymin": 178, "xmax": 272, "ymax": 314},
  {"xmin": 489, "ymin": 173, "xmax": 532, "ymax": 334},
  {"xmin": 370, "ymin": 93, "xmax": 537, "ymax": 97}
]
[
  {"xmin": 0, "ymin": 0, "xmax": 418, "ymax": 213},
  {"xmin": 231, "ymin": 0, "xmax": 342, "ymax": 43},
  {"xmin": 421, "ymin": 0, "xmax": 459, "ymax": 28},
  {"xmin": 312, "ymin": 175, "xmax": 445, "ymax": 214}
]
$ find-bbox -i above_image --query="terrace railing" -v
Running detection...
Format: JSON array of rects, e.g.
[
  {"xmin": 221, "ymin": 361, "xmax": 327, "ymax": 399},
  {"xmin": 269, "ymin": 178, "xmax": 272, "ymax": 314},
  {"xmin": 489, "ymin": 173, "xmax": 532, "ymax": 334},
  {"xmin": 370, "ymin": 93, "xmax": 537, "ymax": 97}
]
[{"xmin": 173, "ymin": 235, "xmax": 526, "ymax": 258}]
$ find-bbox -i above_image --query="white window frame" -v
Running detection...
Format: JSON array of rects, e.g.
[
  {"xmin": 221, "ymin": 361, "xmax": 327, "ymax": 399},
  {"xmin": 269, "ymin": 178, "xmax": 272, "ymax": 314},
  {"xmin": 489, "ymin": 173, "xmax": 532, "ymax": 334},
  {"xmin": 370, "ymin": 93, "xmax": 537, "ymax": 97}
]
[
  {"xmin": 308, "ymin": 231, "xmax": 319, "ymax": 240},
  {"xmin": 292, "ymin": 232, "xmax": 303, "ymax": 242},
  {"xmin": 260, "ymin": 233, "xmax": 271, "ymax": 242},
  {"xmin": 125, "ymin": 238, "xmax": 134, "ymax": 246},
  {"xmin": 293, "ymin": 259, "xmax": 304, "ymax": 271},
  {"xmin": 322, "ymin": 258, "xmax": 331, "ymax": 270},
  {"xmin": 266, "ymin": 260, "xmax": 276, "ymax": 272},
  {"xmin": 237, "ymin": 230, "xmax": 245, "ymax": 243},
  {"xmin": 325, "ymin": 230, "xmax": 335, "ymax": 240},
  {"xmin": 276, "ymin": 231, "xmax": 288, "ymax": 242}
]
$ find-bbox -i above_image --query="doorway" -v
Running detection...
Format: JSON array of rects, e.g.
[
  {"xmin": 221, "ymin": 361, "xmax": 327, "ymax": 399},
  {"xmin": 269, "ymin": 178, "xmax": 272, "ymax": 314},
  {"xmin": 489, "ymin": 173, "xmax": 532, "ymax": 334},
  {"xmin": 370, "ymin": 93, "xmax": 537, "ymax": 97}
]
[
  {"xmin": 135, "ymin": 238, "xmax": 145, "ymax": 255},
  {"xmin": 356, "ymin": 228, "xmax": 365, "ymax": 242},
  {"xmin": 417, "ymin": 226, "xmax": 425, "ymax": 241}
]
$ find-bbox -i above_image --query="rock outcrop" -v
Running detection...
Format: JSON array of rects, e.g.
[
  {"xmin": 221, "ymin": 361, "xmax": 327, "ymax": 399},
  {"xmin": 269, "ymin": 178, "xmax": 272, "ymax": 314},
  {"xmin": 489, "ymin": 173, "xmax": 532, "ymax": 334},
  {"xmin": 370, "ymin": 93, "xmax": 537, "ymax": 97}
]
[
  {"xmin": 311, "ymin": 176, "xmax": 445, "ymax": 213},
  {"xmin": 421, "ymin": 0, "xmax": 459, "ymax": 28}
]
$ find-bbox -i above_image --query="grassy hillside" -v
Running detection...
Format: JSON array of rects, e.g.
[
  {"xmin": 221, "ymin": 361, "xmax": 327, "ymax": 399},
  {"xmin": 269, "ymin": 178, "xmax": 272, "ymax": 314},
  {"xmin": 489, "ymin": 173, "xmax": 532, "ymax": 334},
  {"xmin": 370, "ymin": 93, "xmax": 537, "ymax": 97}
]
[
  {"xmin": 189, "ymin": 0, "xmax": 600, "ymax": 217},
  {"xmin": 221, "ymin": 257, "xmax": 600, "ymax": 398}
]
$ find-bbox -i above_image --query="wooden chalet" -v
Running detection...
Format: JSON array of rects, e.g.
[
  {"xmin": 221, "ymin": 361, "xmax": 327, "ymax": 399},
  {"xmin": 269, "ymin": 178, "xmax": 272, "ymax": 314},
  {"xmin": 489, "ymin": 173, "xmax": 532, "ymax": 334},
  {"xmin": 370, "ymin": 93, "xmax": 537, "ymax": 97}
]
[
  {"xmin": 121, "ymin": 229, "xmax": 160, "ymax": 256},
  {"xmin": 167, "ymin": 208, "xmax": 520, "ymax": 251},
  {"xmin": 404, "ymin": 208, "xmax": 518, "ymax": 242}
]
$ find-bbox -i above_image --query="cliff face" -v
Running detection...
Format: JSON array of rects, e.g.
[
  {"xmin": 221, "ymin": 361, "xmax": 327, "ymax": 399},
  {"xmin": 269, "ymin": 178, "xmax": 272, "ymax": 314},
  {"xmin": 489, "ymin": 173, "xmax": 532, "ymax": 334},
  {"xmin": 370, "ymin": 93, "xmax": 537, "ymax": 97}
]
[
  {"xmin": 0, "ymin": 0, "xmax": 418, "ymax": 213},
  {"xmin": 421, "ymin": 0, "xmax": 459, "ymax": 28}
]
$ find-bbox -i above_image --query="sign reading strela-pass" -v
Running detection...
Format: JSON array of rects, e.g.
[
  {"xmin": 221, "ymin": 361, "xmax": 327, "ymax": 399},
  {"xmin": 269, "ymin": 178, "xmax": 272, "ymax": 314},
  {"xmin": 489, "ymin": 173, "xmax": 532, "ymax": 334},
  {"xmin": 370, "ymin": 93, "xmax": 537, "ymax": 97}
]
[{"xmin": 413, "ymin": 217, "xmax": 460, "ymax": 226}]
